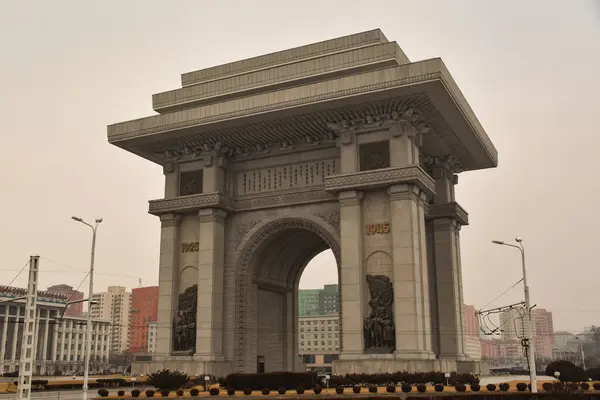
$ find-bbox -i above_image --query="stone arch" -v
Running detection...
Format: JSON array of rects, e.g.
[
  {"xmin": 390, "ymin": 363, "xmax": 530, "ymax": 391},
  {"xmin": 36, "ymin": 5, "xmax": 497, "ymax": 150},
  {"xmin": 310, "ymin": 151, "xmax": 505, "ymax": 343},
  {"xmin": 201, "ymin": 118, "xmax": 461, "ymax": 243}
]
[
  {"xmin": 234, "ymin": 216, "xmax": 341, "ymax": 372},
  {"xmin": 179, "ymin": 266, "xmax": 198, "ymax": 294},
  {"xmin": 365, "ymin": 251, "xmax": 393, "ymax": 277}
]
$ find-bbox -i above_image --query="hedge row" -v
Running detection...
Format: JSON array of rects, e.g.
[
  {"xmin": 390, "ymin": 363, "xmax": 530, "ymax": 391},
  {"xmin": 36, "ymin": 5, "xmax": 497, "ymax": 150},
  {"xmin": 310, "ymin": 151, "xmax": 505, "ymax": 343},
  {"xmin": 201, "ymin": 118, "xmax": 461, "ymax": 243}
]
[
  {"xmin": 328, "ymin": 371, "xmax": 480, "ymax": 386},
  {"xmin": 222, "ymin": 372, "xmax": 319, "ymax": 390}
]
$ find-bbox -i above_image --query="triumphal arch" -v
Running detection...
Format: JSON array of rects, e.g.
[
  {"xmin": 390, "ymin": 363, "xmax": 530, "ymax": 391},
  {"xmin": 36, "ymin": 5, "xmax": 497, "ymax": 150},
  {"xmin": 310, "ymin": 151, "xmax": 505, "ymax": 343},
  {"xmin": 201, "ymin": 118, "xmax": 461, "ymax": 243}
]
[{"xmin": 108, "ymin": 29, "xmax": 497, "ymax": 376}]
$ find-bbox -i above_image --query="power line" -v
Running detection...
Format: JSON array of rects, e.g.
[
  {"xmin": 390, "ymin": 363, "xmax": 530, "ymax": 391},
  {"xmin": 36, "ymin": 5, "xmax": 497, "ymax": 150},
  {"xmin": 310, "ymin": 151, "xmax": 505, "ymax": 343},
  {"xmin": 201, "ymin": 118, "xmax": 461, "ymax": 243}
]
[{"xmin": 6, "ymin": 260, "xmax": 30, "ymax": 287}]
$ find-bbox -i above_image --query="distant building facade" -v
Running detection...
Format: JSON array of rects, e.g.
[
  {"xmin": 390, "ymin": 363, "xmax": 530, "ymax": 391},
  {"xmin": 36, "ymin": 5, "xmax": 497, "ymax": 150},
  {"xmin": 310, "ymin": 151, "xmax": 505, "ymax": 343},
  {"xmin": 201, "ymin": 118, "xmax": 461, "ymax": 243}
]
[
  {"xmin": 0, "ymin": 286, "xmax": 109, "ymax": 374},
  {"xmin": 147, "ymin": 322, "xmax": 158, "ymax": 353},
  {"xmin": 129, "ymin": 286, "xmax": 158, "ymax": 353},
  {"xmin": 298, "ymin": 285, "xmax": 339, "ymax": 316},
  {"xmin": 91, "ymin": 286, "xmax": 131, "ymax": 354},
  {"xmin": 499, "ymin": 307, "xmax": 554, "ymax": 359},
  {"xmin": 298, "ymin": 314, "xmax": 340, "ymax": 372},
  {"xmin": 46, "ymin": 284, "xmax": 84, "ymax": 318}
]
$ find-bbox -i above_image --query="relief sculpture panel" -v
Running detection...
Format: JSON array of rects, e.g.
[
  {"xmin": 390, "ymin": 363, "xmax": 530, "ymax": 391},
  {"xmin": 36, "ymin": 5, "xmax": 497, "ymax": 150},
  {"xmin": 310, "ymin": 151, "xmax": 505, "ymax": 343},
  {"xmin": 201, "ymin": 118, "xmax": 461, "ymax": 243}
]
[
  {"xmin": 236, "ymin": 159, "xmax": 337, "ymax": 195},
  {"xmin": 363, "ymin": 275, "xmax": 395, "ymax": 353},
  {"xmin": 173, "ymin": 284, "xmax": 197, "ymax": 353}
]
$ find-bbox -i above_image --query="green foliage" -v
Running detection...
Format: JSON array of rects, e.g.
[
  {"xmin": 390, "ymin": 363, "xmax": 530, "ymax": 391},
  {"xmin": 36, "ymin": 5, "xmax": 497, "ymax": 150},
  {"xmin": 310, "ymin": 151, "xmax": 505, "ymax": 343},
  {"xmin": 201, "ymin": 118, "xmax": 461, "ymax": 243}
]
[
  {"xmin": 546, "ymin": 360, "xmax": 588, "ymax": 383},
  {"xmin": 146, "ymin": 369, "xmax": 190, "ymax": 391}
]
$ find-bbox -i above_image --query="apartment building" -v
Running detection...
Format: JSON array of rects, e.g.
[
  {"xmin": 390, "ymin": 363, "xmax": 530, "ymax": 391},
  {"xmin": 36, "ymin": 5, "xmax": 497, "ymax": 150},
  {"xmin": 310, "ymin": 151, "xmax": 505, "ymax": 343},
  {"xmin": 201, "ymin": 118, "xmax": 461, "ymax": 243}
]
[
  {"xmin": 298, "ymin": 285, "xmax": 339, "ymax": 317},
  {"xmin": 91, "ymin": 286, "xmax": 130, "ymax": 354},
  {"xmin": 129, "ymin": 286, "xmax": 158, "ymax": 353},
  {"xmin": 46, "ymin": 284, "xmax": 84, "ymax": 318},
  {"xmin": 298, "ymin": 314, "xmax": 340, "ymax": 372}
]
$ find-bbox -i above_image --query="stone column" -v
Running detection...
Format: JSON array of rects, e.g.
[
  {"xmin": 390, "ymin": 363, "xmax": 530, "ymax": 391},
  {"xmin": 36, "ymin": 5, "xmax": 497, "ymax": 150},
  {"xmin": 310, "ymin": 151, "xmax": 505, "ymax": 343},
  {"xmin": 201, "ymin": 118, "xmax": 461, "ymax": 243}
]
[
  {"xmin": 67, "ymin": 321, "xmax": 73, "ymax": 362},
  {"xmin": 195, "ymin": 208, "xmax": 226, "ymax": 360},
  {"xmin": 41, "ymin": 313, "xmax": 50, "ymax": 363},
  {"xmin": 339, "ymin": 190, "xmax": 365, "ymax": 356},
  {"xmin": 59, "ymin": 320, "xmax": 66, "ymax": 362},
  {"xmin": 0, "ymin": 309, "xmax": 7, "ymax": 368},
  {"xmin": 156, "ymin": 213, "xmax": 181, "ymax": 355},
  {"xmin": 389, "ymin": 184, "xmax": 434, "ymax": 359},
  {"xmin": 10, "ymin": 314, "xmax": 19, "ymax": 362},
  {"xmin": 429, "ymin": 158, "xmax": 467, "ymax": 359},
  {"xmin": 51, "ymin": 320, "xmax": 58, "ymax": 362}
]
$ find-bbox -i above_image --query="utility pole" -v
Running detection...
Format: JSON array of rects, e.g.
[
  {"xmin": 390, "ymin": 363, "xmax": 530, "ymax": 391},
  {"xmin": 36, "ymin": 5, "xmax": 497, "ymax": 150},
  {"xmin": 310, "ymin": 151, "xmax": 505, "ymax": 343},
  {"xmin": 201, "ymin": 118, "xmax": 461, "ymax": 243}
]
[{"xmin": 17, "ymin": 256, "xmax": 40, "ymax": 400}]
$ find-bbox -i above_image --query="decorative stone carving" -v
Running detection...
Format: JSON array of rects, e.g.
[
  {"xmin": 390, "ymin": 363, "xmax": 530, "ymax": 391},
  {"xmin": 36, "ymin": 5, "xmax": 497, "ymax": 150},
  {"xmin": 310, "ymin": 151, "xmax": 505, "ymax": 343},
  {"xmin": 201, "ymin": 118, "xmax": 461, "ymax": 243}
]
[
  {"xmin": 315, "ymin": 211, "xmax": 340, "ymax": 233},
  {"xmin": 149, "ymin": 193, "xmax": 233, "ymax": 215},
  {"xmin": 324, "ymin": 165, "xmax": 436, "ymax": 197},
  {"xmin": 173, "ymin": 284, "xmax": 197, "ymax": 353},
  {"xmin": 234, "ymin": 219, "xmax": 262, "ymax": 247},
  {"xmin": 422, "ymin": 154, "xmax": 463, "ymax": 175},
  {"xmin": 359, "ymin": 141, "xmax": 391, "ymax": 171},
  {"xmin": 179, "ymin": 170, "xmax": 204, "ymax": 196},
  {"xmin": 364, "ymin": 275, "xmax": 395, "ymax": 353},
  {"xmin": 234, "ymin": 218, "xmax": 341, "ymax": 372}
]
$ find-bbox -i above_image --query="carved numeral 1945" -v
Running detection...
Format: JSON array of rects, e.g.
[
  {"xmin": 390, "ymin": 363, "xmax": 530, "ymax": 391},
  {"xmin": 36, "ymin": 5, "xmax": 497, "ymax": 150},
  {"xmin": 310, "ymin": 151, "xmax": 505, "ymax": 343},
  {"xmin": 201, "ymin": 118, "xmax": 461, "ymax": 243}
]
[{"xmin": 366, "ymin": 223, "xmax": 390, "ymax": 235}]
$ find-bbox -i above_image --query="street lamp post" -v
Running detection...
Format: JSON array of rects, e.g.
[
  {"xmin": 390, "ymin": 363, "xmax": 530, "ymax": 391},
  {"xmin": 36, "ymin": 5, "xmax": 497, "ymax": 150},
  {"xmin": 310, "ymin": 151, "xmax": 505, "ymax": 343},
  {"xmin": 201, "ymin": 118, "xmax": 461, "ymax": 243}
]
[
  {"xmin": 575, "ymin": 336, "xmax": 587, "ymax": 371},
  {"xmin": 72, "ymin": 216, "xmax": 102, "ymax": 400},
  {"xmin": 492, "ymin": 238, "xmax": 537, "ymax": 393}
]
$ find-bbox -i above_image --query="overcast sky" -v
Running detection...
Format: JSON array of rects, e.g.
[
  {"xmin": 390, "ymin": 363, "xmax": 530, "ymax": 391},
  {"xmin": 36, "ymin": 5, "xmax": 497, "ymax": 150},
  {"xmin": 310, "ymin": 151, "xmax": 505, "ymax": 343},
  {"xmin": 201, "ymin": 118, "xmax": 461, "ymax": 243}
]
[{"xmin": 1, "ymin": 0, "xmax": 599, "ymax": 333}]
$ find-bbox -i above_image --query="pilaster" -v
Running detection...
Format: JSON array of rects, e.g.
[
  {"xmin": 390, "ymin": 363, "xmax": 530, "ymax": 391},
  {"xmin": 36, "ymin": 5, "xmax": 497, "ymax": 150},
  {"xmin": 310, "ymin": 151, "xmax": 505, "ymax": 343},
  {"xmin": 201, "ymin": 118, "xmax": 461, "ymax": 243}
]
[
  {"xmin": 163, "ymin": 162, "xmax": 179, "ymax": 199},
  {"xmin": 426, "ymin": 155, "xmax": 467, "ymax": 360},
  {"xmin": 339, "ymin": 190, "xmax": 365, "ymax": 356},
  {"xmin": 336, "ymin": 131, "xmax": 358, "ymax": 173},
  {"xmin": 0, "ymin": 310, "xmax": 7, "ymax": 367},
  {"xmin": 195, "ymin": 208, "xmax": 226, "ymax": 361},
  {"xmin": 388, "ymin": 184, "xmax": 434, "ymax": 359},
  {"xmin": 156, "ymin": 212, "xmax": 182, "ymax": 355}
]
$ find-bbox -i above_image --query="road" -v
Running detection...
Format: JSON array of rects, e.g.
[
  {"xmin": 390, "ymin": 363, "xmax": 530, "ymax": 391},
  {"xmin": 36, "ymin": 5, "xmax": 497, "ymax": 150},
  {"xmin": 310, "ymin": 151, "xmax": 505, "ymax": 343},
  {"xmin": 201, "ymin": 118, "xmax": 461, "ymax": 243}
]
[{"xmin": 0, "ymin": 387, "xmax": 151, "ymax": 400}]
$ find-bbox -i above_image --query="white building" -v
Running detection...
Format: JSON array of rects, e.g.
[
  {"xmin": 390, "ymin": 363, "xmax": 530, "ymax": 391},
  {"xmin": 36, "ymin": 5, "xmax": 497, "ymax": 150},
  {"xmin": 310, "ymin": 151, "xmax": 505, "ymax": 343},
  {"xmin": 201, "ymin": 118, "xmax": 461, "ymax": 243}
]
[
  {"xmin": 90, "ymin": 286, "xmax": 131, "ymax": 354},
  {"xmin": 298, "ymin": 314, "xmax": 340, "ymax": 372},
  {"xmin": 0, "ymin": 286, "xmax": 110, "ymax": 375},
  {"xmin": 147, "ymin": 322, "xmax": 157, "ymax": 353},
  {"xmin": 464, "ymin": 338, "xmax": 482, "ymax": 360}
]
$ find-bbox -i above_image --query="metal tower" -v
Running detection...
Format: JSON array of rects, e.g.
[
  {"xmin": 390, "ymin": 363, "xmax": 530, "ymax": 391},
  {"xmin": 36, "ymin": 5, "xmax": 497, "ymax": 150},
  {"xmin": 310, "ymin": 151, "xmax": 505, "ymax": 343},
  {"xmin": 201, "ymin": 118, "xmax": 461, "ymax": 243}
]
[{"xmin": 17, "ymin": 256, "xmax": 39, "ymax": 400}]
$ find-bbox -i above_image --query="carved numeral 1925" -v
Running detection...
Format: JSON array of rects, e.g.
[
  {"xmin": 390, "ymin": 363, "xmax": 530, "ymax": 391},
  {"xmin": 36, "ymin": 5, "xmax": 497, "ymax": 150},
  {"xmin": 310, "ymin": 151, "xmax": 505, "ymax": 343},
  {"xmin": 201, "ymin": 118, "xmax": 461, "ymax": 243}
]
[{"xmin": 181, "ymin": 242, "xmax": 199, "ymax": 252}]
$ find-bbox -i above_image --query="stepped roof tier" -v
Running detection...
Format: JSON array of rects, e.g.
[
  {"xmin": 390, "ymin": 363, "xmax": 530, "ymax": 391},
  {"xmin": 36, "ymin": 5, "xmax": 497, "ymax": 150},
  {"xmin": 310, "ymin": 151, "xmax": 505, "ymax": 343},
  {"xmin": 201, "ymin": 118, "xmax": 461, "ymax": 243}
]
[{"xmin": 107, "ymin": 29, "xmax": 497, "ymax": 172}]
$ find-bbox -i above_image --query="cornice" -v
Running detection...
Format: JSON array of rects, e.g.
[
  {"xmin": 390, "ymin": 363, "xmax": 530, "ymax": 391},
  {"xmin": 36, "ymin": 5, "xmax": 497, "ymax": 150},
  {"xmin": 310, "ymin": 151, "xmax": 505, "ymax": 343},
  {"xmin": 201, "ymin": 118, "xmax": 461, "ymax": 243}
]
[
  {"xmin": 107, "ymin": 66, "xmax": 444, "ymax": 143},
  {"xmin": 148, "ymin": 188, "xmax": 336, "ymax": 215},
  {"xmin": 149, "ymin": 193, "xmax": 234, "ymax": 215},
  {"xmin": 324, "ymin": 166, "xmax": 436, "ymax": 198},
  {"xmin": 426, "ymin": 202, "xmax": 469, "ymax": 226}
]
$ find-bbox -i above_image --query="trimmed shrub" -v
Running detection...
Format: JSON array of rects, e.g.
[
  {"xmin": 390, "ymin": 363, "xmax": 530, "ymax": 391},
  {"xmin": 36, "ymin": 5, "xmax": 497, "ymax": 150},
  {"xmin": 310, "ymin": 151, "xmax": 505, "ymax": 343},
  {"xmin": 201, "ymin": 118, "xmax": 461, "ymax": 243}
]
[
  {"xmin": 335, "ymin": 385, "xmax": 344, "ymax": 394},
  {"xmin": 486, "ymin": 383, "xmax": 496, "ymax": 391},
  {"xmin": 499, "ymin": 383, "xmax": 510, "ymax": 391},
  {"xmin": 242, "ymin": 388, "xmax": 252, "ymax": 395},
  {"xmin": 278, "ymin": 387, "xmax": 287, "ymax": 395},
  {"xmin": 516, "ymin": 382, "xmax": 528, "ymax": 392},
  {"xmin": 97, "ymin": 389, "xmax": 109, "ymax": 397},
  {"xmin": 160, "ymin": 389, "xmax": 170, "ymax": 397},
  {"xmin": 568, "ymin": 383, "xmax": 580, "ymax": 391},
  {"xmin": 209, "ymin": 388, "xmax": 220, "ymax": 396},
  {"xmin": 369, "ymin": 385, "xmax": 378, "ymax": 393},
  {"xmin": 401, "ymin": 384, "xmax": 412, "ymax": 393},
  {"xmin": 542, "ymin": 382, "xmax": 553, "ymax": 391},
  {"xmin": 352, "ymin": 386, "xmax": 361, "ymax": 394},
  {"xmin": 131, "ymin": 389, "xmax": 141, "ymax": 398},
  {"xmin": 146, "ymin": 390, "xmax": 155, "ymax": 397},
  {"xmin": 190, "ymin": 389, "xmax": 199, "ymax": 396},
  {"xmin": 117, "ymin": 390, "xmax": 125, "ymax": 397},
  {"xmin": 594, "ymin": 382, "xmax": 600, "ymax": 390},
  {"xmin": 386, "ymin": 385, "xmax": 395, "ymax": 393},
  {"xmin": 148, "ymin": 370, "xmax": 190, "ymax": 391},
  {"xmin": 546, "ymin": 360, "xmax": 588, "ymax": 383},
  {"xmin": 227, "ymin": 388, "xmax": 235, "ymax": 395},
  {"xmin": 313, "ymin": 386, "xmax": 322, "ymax": 394},
  {"xmin": 455, "ymin": 383, "xmax": 466, "ymax": 392},
  {"xmin": 434, "ymin": 384, "xmax": 443, "ymax": 392},
  {"xmin": 176, "ymin": 390, "xmax": 184, "ymax": 397},
  {"xmin": 261, "ymin": 388, "xmax": 270, "ymax": 395},
  {"xmin": 416, "ymin": 384, "xmax": 426, "ymax": 393},
  {"xmin": 296, "ymin": 386, "xmax": 305, "ymax": 394},
  {"xmin": 581, "ymin": 382, "xmax": 590, "ymax": 390},
  {"xmin": 470, "ymin": 384, "xmax": 480, "ymax": 392}
]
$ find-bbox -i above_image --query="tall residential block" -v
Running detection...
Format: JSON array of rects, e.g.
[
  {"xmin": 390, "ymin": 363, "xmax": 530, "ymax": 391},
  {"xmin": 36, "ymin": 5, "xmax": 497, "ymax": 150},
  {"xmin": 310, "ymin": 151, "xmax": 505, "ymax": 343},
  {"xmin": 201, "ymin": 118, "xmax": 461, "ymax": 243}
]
[
  {"xmin": 91, "ymin": 286, "xmax": 131, "ymax": 354},
  {"xmin": 299, "ymin": 285, "xmax": 339, "ymax": 317},
  {"xmin": 46, "ymin": 284, "xmax": 84, "ymax": 318},
  {"xmin": 129, "ymin": 286, "xmax": 159, "ymax": 353}
]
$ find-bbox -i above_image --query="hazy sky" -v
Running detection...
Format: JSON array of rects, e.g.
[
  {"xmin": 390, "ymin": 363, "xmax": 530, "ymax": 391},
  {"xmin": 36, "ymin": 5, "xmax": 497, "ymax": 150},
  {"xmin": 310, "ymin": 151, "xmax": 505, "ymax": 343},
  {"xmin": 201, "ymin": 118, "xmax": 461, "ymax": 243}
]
[{"xmin": 1, "ymin": 1, "xmax": 599, "ymax": 333}]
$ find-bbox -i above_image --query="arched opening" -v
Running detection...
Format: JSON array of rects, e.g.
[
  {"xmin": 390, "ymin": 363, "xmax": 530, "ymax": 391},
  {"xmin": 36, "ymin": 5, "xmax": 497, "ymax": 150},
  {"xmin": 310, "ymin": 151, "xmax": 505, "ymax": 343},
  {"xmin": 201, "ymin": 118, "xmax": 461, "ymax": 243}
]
[
  {"xmin": 298, "ymin": 249, "xmax": 340, "ymax": 373},
  {"xmin": 234, "ymin": 217, "xmax": 340, "ymax": 373}
]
